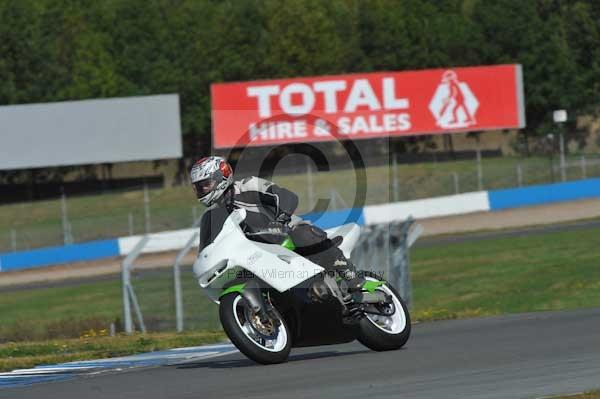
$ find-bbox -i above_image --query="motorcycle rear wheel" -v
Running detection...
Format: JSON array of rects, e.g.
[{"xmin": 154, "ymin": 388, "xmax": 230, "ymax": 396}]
[
  {"xmin": 357, "ymin": 281, "xmax": 411, "ymax": 351},
  {"xmin": 219, "ymin": 293, "xmax": 291, "ymax": 364}
]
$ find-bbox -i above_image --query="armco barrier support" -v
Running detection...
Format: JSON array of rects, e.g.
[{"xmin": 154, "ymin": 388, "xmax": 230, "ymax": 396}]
[{"xmin": 122, "ymin": 236, "xmax": 150, "ymax": 334}]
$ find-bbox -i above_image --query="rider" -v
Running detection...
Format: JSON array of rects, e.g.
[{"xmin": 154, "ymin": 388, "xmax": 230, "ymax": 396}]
[{"xmin": 190, "ymin": 156, "xmax": 363, "ymax": 302}]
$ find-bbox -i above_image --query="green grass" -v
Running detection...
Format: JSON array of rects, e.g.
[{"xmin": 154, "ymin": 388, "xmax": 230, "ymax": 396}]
[
  {"xmin": 411, "ymin": 226, "xmax": 600, "ymax": 321},
  {"xmin": 1, "ymin": 222, "xmax": 599, "ymax": 371},
  {"xmin": 0, "ymin": 267, "xmax": 220, "ymax": 342},
  {"xmin": 0, "ymin": 331, "xmax": 226, "ymax": 372},
  {"xmin": 2, "ymin": 153, "xmax": 600, "ymax": 251},
  {"xmin": 550, "ymin": 391, "xmax": 600, "ymax": 399},
  {"xmin": 2, "ymin": 223, "xmax": 599, "ymax": 340}
]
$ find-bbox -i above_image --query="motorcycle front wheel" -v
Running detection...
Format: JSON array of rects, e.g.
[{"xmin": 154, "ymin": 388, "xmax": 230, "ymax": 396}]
[
  {"xmin": 357, "ymin": 281, "xmax": 411, "ymax": 351},
  {"xmin": 219, "ymin": 293, "xmax": 291, "ymax": 364}
]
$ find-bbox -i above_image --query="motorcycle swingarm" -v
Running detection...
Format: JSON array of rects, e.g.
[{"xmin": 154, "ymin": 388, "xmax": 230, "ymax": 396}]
[{"xmin": 361, "ymin": 299, "xmax": 396, "ymax": 317}]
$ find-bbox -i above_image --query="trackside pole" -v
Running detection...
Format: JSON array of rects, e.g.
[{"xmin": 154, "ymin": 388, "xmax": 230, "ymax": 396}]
[
  {"xmin": 10, "ymin": 229, "xmax": 16, "ymax": 252},
  {"xmin": 61, "ymin": 193, "xmax": 73, "ymax": 245},
  {"xmin": 392, "ymin": 153, "xmax": 399, "ymax": 202},
  {"xmin": 476, "ymin": 145, "xmax": 483, "ymax": 191},
  {"xmin": 452, "ymin": 172, "xmax": 460, "ymax": 194},
  {"xmin": 559, "ymin": 133, "xmax": 566, "ymax": 182},
  {"xmin": 306, "ymin": 159, "xmax": 314, "ymax": 208},
  {"xmin": 144, "ymin": 184, "xmax": 151, "ymax": 234}
]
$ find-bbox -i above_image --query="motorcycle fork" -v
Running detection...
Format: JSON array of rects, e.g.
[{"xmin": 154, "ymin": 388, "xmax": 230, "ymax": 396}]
[{"xmin": 241, "ymin": 280, "xmax": 279, "ymax": 323}]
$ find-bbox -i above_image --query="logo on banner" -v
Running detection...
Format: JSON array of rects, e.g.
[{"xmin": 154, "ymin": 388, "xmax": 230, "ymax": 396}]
[{"xmin": 429, "ymin": 70, "xmax": 479, "ymax": 129}]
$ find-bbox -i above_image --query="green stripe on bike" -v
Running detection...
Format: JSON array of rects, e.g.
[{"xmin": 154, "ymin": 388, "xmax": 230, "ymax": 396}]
[
  {"xmin": 362, "ymin": 280, "xmax": 385, "ymax": 293},
  {"xmin": 220, "ymin": 283, "xmax": 246, "ymax": 298},
  {"xmin": 281, "ymin": 236, "xmax": 295, "ymax": 251}
]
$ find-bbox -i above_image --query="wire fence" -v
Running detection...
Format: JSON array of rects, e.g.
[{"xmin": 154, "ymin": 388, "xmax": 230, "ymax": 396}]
[{"xmin": 2, "ymin": 153, "xmax": 600, "ymax": 253}]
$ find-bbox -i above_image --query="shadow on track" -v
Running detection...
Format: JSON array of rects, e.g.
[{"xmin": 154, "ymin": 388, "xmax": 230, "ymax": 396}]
[{"xmin": 175, "ymin": 349, "xmax": 371, "ymax": 369}]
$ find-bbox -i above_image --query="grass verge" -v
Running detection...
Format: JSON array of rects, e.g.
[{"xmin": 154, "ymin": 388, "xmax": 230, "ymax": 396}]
[
  {"xmin": 1, "ymin": 222, "xmax": 599, "ymax": 371},
  {"xmin": 411, "ymin": 225, "xmax": 600, "ymax": 322},
  {"xmin": 0, "ymin": 331, "xmax": 226, "ymax": 373},
  {"xmin": 550, "ymin": 391, "xmax": 600, "ymax": 398}
]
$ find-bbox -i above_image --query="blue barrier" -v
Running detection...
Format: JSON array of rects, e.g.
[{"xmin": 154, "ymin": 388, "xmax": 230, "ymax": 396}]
[
  {"xmin": 302, "ymin": 207, "xmax": 365, "ymax": 229},
  {"xmin": 0, "ymin": 239, "xmax": 120, "ymax": 272},
  {"xmin": 3, "ymin": 178, "xmax": 599, "ymax": 272},
  {"xmin": 488, "ymin": 178, "xmax": 600, "ymax": 210}
]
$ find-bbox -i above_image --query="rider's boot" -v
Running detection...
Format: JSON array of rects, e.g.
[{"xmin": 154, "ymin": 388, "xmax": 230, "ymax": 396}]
[
  {"xmin": 333, "ymin": 256, "xmax": 365, "ymax": 294},
  {"xmin": 332, "ymin": 256, "xmax": 367, "ymax": 324}
]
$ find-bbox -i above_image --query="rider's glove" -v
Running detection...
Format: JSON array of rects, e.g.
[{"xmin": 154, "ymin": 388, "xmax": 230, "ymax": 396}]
[
  {"xmin": 267, "ymin": 215, "xmax": 290, "ymax": 234},
  {"xmin": 275, "ymin": 213, "xmax": 291, "ymax": 225}
]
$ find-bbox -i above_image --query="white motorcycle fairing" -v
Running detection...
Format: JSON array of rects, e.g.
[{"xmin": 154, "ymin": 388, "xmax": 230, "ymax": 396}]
[
  {"xmin": 194, "ymin": 209, "xmax": 323, "ymax": 302},
  {"xmin": 193, "ymin": 209, "xmax": 361, "ymax": 303}
]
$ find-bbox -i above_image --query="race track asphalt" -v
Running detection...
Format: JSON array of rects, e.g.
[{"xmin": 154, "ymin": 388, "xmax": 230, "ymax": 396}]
[{"xmin": 3, "ymin": 308, "xmax": 600, "ymax": 399}]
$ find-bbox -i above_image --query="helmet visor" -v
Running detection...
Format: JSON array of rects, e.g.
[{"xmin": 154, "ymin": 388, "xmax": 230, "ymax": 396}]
[{"xmin": 193, "ymin": 178, "xmax": 218, "ymax": 198}]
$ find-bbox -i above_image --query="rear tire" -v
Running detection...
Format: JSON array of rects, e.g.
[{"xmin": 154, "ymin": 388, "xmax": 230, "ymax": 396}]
[
  {"xmin": 357, "ymin": 282, "xmax": 411, "ymax": 351},
  {"xmin": 219, "ymin": 293, "xmax": 291, "ymax": 364}
]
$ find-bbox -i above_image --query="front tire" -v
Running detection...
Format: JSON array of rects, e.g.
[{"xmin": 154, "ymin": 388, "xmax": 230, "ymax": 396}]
[
  {"xmin": 219, "ymin": 293, "xmax": 291, "ymax": 364},
  {"xmin": 357, "ymin": 282, "xmax": 411, "ymax": 351}
]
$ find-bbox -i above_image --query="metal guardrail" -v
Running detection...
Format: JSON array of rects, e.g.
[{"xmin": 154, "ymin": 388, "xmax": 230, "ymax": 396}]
[{"xmin": 351, "ymin": 217, "xmax": 423, "ymax": 308}]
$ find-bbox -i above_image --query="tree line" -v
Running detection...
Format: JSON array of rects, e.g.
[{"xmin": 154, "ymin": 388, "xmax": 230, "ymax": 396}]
[{"xmin": 1, "ymin": 0, "xmax": 599, "ymax": 156}]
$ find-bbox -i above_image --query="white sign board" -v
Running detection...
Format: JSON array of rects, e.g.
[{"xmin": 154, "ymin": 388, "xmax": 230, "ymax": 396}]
[
  {"xmin": 0, "ymin": 94, "xmax": 182, "ymax": 170},
  {"xmin": 553, "ymin": 109, "xmax": 568, "ymax": 123}
]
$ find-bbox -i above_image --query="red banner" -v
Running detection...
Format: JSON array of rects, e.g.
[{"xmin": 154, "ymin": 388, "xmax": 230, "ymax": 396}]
[{"xmin": 211, "ymin": 64, "xmax": 525, "ymax": 149}]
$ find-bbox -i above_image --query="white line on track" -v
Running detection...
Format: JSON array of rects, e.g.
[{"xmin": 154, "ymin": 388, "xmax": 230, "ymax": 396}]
[{"xmin": 0, "ymin": 343, "xmax": 239, "ymax": 388}]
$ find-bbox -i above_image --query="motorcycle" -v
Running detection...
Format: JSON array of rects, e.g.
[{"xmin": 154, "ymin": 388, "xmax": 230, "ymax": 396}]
[{"xmin": 193, "ymin": 208, "xmax": 410, "ymax": 364}]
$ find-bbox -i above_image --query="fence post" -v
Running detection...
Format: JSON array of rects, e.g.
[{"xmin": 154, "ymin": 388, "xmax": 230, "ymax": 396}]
[
  {"xmin": 383, "ymin": 223, "xmax": 391, "ymax": 279},
  {"xmin": 452, "ymin": 172, "xmax": 459, "ymax": 195},
  {"xmin": 368, "ymin": 229, "xmax": 381, "ymax": 278},
  {"xmin": 128, "ymin": 213, "xmax": 134, "ymax": 236},
  {"xmin": 581, "ymin": 155, "xmax": 587, "ymax": 179},
  {"xmin": 61, "ymin": 192, "xmax": 73, "ymax": 245},
  {"xmin": 392, "ymin": 152, "xmax": 399, "ymax": 202},
  {"xmin": 476, "ymin": 146, "xmax": 483, "ymax": 191},
  {"xmin": 122, "ymin": 257, "xmax": 133, "ymax": 334},
  {"xmin": 354, "ymin": 228, "xmax": 370, "ymax": 274},
  {"xmin": 306, "ymin": 159, "xmax": 314, "ymax": 208},
  {"xmin": 517, "ymin": 164, "xmax": 523, "ymax": 187},
  {"xmin": 174, "ymin": 232, "xmax": 199, "ymax": 332},
  {"xmin": 143, "ymin": 184, "xmax": 151, "ymax": 234},
  {"xmin": 559, "ymin": 133, "xmax": 566, "ymax": 182},
  {"xmin": 10, "ymin": 229, "xmax": 16, "ymax": 252}
]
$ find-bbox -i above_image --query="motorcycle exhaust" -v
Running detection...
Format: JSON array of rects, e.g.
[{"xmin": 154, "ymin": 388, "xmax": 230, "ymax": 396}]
[{"xmin": 353, "ymin": 291, "xmax": 388, "ymax": 304}]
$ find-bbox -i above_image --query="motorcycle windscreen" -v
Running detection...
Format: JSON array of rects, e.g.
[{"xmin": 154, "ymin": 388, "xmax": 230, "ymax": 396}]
[{"xmin": 324, "ymin": 223, "xmax": 361, "ymax": 258}]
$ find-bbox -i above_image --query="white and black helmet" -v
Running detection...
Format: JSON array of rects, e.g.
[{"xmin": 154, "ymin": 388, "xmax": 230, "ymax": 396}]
[{"xmin": 190, "ymin": 156, "xmax": 233, "ymax": 206}]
